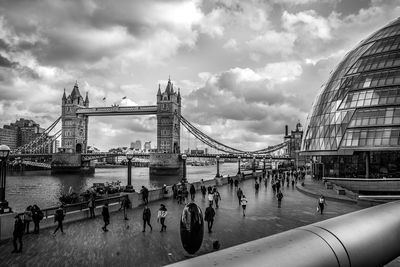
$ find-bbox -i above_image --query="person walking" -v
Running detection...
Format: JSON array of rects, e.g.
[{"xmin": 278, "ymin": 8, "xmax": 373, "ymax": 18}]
[
  {"xmin": 157, "ymin": 204, "xmax": 168, "ymax": 232},
  {"xmin": 241, "ymin": 195, "xmax": 248, "ymax": 216},
  {"xmin": 277, "ymin": 190, "xmax": 283, "ymax": 208},
  {"xmin": 53, "ymin": 206, "xmax": 65, "ymax": 235},
  {"xmin": 255, "ymin": 181, "xmax": 260, "ymax": 192},
  {"xmin": 213, "ymin": 188, "xmax": 221, "ymax": 208},
  {"xmin": 204, "ymin": 204, "xmax": 216, "ymax": 233},
  {"xmin": 120, "ymin": 196, "xmax": 130, "ymax": 220},
  {"xmin": 201, "ymin": 185, "xmax": 207, "ymax": 198},
  {"xmin": 11, "ymin": 215, "xmax": 24, "ymax": 253},
  {"xmin": 23, "ymin": 205, "xmax": 32, "ymax": 234},
  {"xmin": 208, "ymin": 190, "xmax": 214, "ymax": 207},
  {"xmin": 142, "ymin": 205, "xmax": 152, "ymax": 232},
  {"xmin": 88, "ymin": 195, "xmax": 96, "ymax": 218},
  {"xmin": 236, "ymin": 187, "xmax": 243, "ymax": 206},
  {"xmin": 189, "ymin": 184, "xmax": 196, "ymax": 201},
  {"xmin": 177, "ymin": 185, "xmax": 183, "ymax": 204},
  {"xmin": 102, "ymin": 203, "xmax": 110, "ymax": 232},
  {"xmin": 141, "ymin": 186, "xmax": 149, "ymax": 205},
  {"xmin": 31, "ymin": 204, "xmax": 43, "ymax": 234},
  {"xmin": 318, "ymin": 195, "xmax": 327, "ymax": 215},
  {"xmin": 234, "ymin": 179, "xmax": 239, "ymax": 188}
]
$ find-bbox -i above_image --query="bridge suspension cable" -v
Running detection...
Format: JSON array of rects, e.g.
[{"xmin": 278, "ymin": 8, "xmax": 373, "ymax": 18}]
[
  {"xmin": 179, "ymin": 115, "xmax": 289, "ymax": 155},
  {"xmin": 12, "ymin": 116, "xmax": 62, "ymax": 154}
]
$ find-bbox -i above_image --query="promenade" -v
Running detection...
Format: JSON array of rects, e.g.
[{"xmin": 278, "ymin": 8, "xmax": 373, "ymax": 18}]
[{"xmin": 0, "ymin": 177, "xmax": 361, "ymax": 267}]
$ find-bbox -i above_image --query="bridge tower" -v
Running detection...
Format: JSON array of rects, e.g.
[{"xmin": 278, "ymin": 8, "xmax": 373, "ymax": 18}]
[
  {"xmin": 156, "ymin": 78, "xmax": 181, "ymax": 153},
  {"xmin": 61, "ymin": 82, "xmax": 89, "ymax": 153}
]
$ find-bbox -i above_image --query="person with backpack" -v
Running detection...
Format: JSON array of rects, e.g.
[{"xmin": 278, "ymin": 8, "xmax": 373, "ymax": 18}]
[
  {"xmin": 53, "ymin": 205, "xmax": 65, "ymax": 235},
  {"xmin": 204, "ymin": 204, "xmax": 216, "ymax": 233},
  {"xmin": 31, "ymin": 204, "xmax": 43, "ymax": 234},
  {"xmin": 318, "ymin": 195, "xmax": 327, "ymax": 215},
  {"xmin": 189, "ymin": 184, "xmax": 196, "ymax": 201},
  {"xmin": 12, "ymin": 214, "xmax": 24, "ymax": 253},
  {"xmin": 277, "ymin": 190, "xmax": 283, "ymax": 208},
  {"xmin": 241, "ymin": 195, "xmax": 248, "ymax": 216},
  {"xmin": 157, "ymin": 204, "xmax": 168, "ymax": 232},
  {"xmin": 23, "ymin": 205, "xmax": 32, "ymax": 234},
  {"xmin": 213, "ymin": 188, "xmax": 221, "ymax": 208},
  {"xmin": 142, "ymin": 205, "xmax": 152, "ymax": 232},
  {"xmin": 102, "ymin": 203, "xmax": 110, "ymax": 232}
]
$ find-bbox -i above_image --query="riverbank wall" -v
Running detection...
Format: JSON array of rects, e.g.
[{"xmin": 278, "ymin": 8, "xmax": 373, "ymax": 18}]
[{"xmin": 0, "ymin": 171, "xmax": 262, "ymax": 240}]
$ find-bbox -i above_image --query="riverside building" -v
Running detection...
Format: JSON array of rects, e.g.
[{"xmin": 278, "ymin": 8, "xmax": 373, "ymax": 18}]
[{"xmin": 302, "ymin": 17, "xmax": 400, "ymax": 179}]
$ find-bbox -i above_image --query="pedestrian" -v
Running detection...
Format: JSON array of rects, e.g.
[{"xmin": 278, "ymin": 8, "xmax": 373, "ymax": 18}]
[
  {"xmin": 229, "ymin": 176, "xmax": 233, "ymax": 186},
  {"xmin": 102, "ymin": 203, "xmax": 110, "ymax": 232},
  {"xmin": 157, "ymin": 204, "xmax": 168, "ymax": 232},
  {"xmin": 259, "ymin": 175, "xmax": 262, "ymax": 184},
  {"xmin": 318, "ymin": 195, "xmax": 327, "ymax": 215},
  {"xmin": 120, "ymin": 196, "xmax": 130, "ymax": 220},
  {"xmin": 177, "ymin": 185, "xmax": 183, "ymax": 204},
  {"xmin": 53, "ymin": 205, "xmax": 65, "ymax": 235},
  {"xmin": 31, "ymin": 204, "xmax": 43, "ymax": 234},
  {"xmin": 142, "ymin": 205, "xmax": 152, "ymax": 232},
  {"xmin": 208, "ymin": 190, "xmax": 214, "ymax": 207},
  {"xmin": 277, "ymin": 190, "xmax": 283, "ymax": 208},
  {"xmin": 264, "ymin": 177, "xmax": 268, "ymax": 188},
  {"xmin": 237, "ymin": 187, "xmax": 243, "ymax": 206},
  {"xmin": 88, "ymin": 195, "xmax": 96, "ymax": 218},
  {"xmin": 207, "ymin": 185, "xmax": 213, "ymax": 194},
  {"xmin": 201, "ymin": 185, "xmax": 207, "ymax": 199},
  {"xmin": 172, "ymin": 184, "xmax": 178, "ymax": 199},
  {"xmin": 291, "ymin": 178, "xmax": 295, "ymax": 187},
  {"xmin": 182, "ymin": 184, "xmax": 189, "ymax": 204},
  {"xmin": 11, "ymin": 214, "xmax": 24, "ymax": 253},
  {"xmin": 213, "ymin": 188, "xmax": 221, "ymax": 208},
  {"xmin": 189, "ymin": 184, "xmax": 196, "ymax": 201},
  {"xmin": 241, "ymin": 195, "xmax": 248, "ymax": 216},
  {"xmin": 204, "ymin": 204, "xmax": 215, "ymax": 233},
  {"xmin": 234, "ymin": 179, "xmax": 239, "ymax": 188},
  {"xmin": 255, "ymin": 181, "xmax": 259, "ymax": 192},
  {"xmin": 141, "ymin": 186, "xmax": 149, "ymax": 205},
  {"xmin": 23, "ymin": 205, "xmax": 32, "ymax": 234}
]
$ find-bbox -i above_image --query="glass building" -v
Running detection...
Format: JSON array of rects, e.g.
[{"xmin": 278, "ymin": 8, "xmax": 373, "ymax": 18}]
[{"xmin": 301, "ymin": 17, "xmax": 400, "ymax": 178}]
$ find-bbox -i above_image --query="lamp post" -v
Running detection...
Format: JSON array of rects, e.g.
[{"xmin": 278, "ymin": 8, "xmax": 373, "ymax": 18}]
[
  {"xmin": 181, "ymin": 154, "xmax": 187, "ymax": 183},
  {"xmin": 126, "ymin": 150, "xmax": 134, "ymax": 190},
  {"xmin": 237, "ymin": 156, "xmax": 241, "ymax": 175},
  {"xmin": 263, "ymin": 157, "xmax": 266, "ymax": 178},
  {"xmin": 0, "ymin": 144, "xmax": 11, "ymax": 213},
  {"xmin": 216, "ymin": 155, "xmax": 220, "ymax": 178},
  {"xmin": 252, "ymin": 155, "xmax": 256, "ymax": 174}
]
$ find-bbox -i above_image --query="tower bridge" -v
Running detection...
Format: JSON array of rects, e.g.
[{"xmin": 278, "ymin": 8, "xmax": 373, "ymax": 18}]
[{"xmin": 8, "ymin": 78, "xmax": 297, "ymax": 175}]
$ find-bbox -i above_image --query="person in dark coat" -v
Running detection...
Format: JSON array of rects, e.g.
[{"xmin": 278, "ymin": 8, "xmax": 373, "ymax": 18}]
[
  {"xmin": 102, "ymin": 203, "xmax": 110, "ymax": 232},
  {"xmin": 53, "ymin": 206, "xmax": 65, "ymax": 235},
  {"xmin": 142, "ymin": 205, "xmax": 152, "ymax": 232},
  {"xmin": 12, "ymin": 215, "xmax": 24, "ymax": 253},
  {"xmin": 234, "ymin": 179, "xmax": 239, "ymax": 188},
  {"xmin": 88, "ymin": 195, "xmax": 96, "ymax": 218},
  {"xmin": 119, "ymin": 196, "xmax": 130, "ymax": 220},
  {"xmin": 201, "ymin": 185, "xmax": 207, "ymax": 198},
  {"xmin": 23, "ymin": 205, "xmax": 32, "ymax": 234},
  {"xmin": 236, "ymin": 188, "xmax": 243, "ymax": 206},
  {"xmin": 141, "ymin": 186, "xmax": 149, "ymax": 205},
  {"xmin": 277, "ymin": 190, "xmax": 283, "ymax": 208},
  {"xmin": 189, "ymin": 184, "xmax": 196, "ymax": 201},
  {"xmin": 204, "ymin": 204, "xmax": 216, "ymax": 233},
  {"xmin": 31, "ymin": 204, "xmax": 43, "ymax": 234}
]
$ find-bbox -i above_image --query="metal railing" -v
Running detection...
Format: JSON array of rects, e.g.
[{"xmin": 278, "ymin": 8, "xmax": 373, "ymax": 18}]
[{"xmin": 19, "ymin": 194, "xmax": 128, "ymax": 219}]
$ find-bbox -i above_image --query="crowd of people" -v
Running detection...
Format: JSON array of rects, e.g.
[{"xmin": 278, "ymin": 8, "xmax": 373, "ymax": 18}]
[{"xmin": 12, "ymin": 167, "xmax": 324, "ymax": 255}]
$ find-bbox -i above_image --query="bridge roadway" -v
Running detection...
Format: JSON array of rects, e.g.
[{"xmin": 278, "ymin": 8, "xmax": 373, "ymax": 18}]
[{"xmin": 0, "ymin": 177, "xmax": 360, "ymax": 266}]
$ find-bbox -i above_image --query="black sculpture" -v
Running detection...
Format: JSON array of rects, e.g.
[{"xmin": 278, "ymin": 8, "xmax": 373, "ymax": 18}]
[{"xmin": 180, "ymin": 202, "xmax": 204, "ymax": 254}]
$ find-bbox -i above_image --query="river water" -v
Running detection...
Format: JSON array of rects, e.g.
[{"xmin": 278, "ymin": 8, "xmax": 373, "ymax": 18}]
[{"xmin": 6, "ymin": 163, "xmax": 239, "ymax": 212}]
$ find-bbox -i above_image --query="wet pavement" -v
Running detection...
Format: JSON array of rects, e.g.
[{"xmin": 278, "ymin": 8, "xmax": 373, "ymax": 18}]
[{"xmin": 0, "ymin": 177, "xmax": 361, "ymax": 267}]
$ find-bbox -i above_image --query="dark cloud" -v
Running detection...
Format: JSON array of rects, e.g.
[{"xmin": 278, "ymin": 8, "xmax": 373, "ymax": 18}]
[{"xmin": 0, "ymin": 54, "xmax": 16, "ymax": 68}]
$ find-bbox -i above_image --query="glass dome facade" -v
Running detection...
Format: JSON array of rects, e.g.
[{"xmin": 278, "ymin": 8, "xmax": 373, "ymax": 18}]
[{"xmin": 302, "ymin": 17, "xmax": 400, "ymax": 154}]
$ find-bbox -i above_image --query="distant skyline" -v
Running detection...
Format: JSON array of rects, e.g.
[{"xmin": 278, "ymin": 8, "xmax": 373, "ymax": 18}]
[{"xmin": 0, "ymin": 0, "xmax": 399, "ymax": 151}]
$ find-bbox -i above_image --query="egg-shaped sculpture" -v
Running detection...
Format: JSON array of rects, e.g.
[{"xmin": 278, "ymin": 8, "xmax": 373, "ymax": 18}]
[{"xmin": 180, "ymin": 202, "xmax": 204, "ymax": 254}]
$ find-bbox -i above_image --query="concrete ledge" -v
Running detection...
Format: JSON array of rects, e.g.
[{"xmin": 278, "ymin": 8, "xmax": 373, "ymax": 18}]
[{"xmin": 296, "ymin": 184, "xmax": 357, "ymax": 205}]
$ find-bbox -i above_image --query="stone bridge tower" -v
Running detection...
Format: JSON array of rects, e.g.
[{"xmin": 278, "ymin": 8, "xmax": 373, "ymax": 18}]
[
  {"xmin": 61, "ymin": 82, "xmax": 89, "ymax": 153},
  {"xmin": 156, "ymin": 78, "xmax": 181, "ymax": 153}
]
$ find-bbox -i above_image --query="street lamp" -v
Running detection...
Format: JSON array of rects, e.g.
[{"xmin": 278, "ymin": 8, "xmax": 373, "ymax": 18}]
[
  {"xmin": 0, "ymin": 144, "xmax": 11, "ymax": 213},
  {"xmin": 181, "ymin": 154, "xmax": 187, "ymax": 183},
  {"xmin": 216, "ymin": 155, "xmax": 220, "ymax": 178},
  {"xmin": 237, "ymin": 156, "xmax": 241, "ymax": 175},
  {"xmin": 252, "ymin": 155, "xmax": 256, "ymax": 174},
  {"xmin": 126, "ymin": 150, "xmax": 134, "ymax": 190},
  {"xmin": 263, "ymin": 157, "xmax": 266, "ymax": 178}
]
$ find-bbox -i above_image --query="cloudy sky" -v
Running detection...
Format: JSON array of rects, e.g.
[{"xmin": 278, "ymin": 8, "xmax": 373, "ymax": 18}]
[{"xmin": 0, "ymin": 0, "xmax": 399, "ymax": 151}]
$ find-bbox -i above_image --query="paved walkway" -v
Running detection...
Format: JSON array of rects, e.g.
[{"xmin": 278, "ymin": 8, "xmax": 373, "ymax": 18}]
[{"xmin": 1, "ymin": 177, "xmax": 361, "ymax": 267}]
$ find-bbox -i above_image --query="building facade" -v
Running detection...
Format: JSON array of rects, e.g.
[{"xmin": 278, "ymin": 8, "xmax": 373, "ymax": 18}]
[
  {"xmin": 61, "ymin": 82, "xmax": 89, "ymax": 153},
  {"xmin": 156, "ymin": 78, "xmax": 181, "ymax": 153},
  {"xmin": 0, "ymin": 127, "xmax": 17, "ymax": 149},
  {"xmin": 302, "ymin": 17, "xmax": 400, "ymax": 178}
]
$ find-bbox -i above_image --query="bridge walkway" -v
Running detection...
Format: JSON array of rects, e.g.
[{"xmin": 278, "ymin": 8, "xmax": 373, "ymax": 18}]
[{"xmin": 0, "ymin": 177, "xmax": 360, "ymax": 266}]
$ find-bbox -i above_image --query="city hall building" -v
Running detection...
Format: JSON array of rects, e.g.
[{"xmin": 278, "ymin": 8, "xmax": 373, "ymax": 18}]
[{"xmin": 301, "ymin": 17, "xmax": 400, "ymax": 179}]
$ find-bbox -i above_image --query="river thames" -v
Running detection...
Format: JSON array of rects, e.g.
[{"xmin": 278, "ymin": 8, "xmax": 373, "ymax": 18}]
[{"xmin": 6, "ymin": 163, "xmax": 239, "ymax": 212}]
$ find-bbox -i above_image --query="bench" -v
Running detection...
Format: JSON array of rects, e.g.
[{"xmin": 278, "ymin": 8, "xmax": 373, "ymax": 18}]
[
  {"xmin": 325, "ymin": 182, "xmax": 333, "ymax": 189},
  {"xmin": 336, "ymin": 189, "xmax": 346, "ymax": 195}
]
